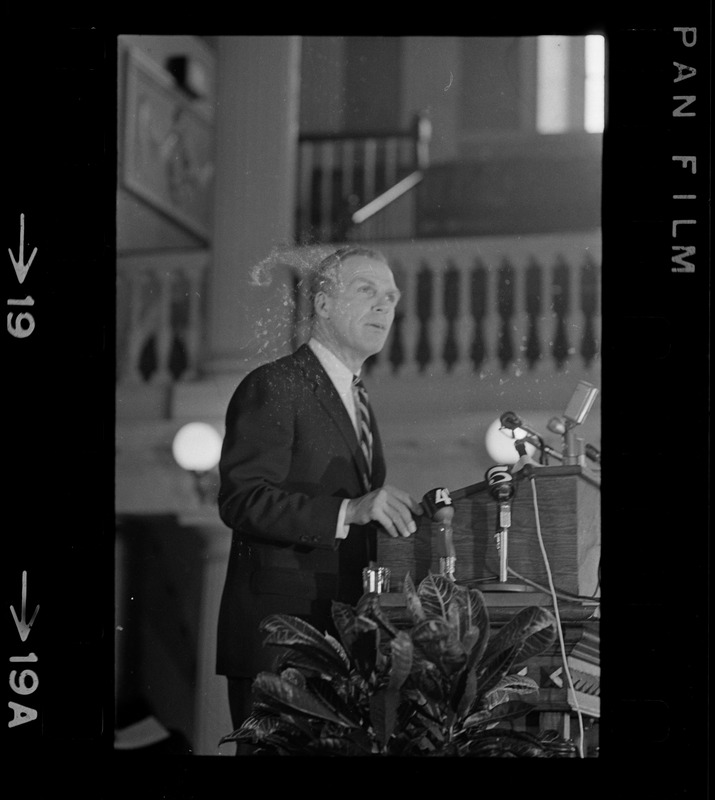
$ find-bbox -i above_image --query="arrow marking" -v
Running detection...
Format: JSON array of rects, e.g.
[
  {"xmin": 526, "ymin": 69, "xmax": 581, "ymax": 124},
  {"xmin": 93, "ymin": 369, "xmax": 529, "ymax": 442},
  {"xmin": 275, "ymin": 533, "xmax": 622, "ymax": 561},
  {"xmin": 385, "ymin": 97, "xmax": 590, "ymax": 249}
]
[
  {"xmin": 10, "ymin": 571, "xmax": 40, "ymax": 642},
  {"xmin": 8, "ymin": 214, "xmax": 38, "ymax": 285}
]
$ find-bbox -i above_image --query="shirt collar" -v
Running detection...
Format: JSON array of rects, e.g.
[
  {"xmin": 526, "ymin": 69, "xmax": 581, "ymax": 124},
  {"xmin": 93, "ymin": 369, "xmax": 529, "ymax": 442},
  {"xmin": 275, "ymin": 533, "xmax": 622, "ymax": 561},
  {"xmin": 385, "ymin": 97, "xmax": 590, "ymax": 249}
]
[{"xmin": 308, "ymin": 338, "xmax": 358, "ymax": 397}]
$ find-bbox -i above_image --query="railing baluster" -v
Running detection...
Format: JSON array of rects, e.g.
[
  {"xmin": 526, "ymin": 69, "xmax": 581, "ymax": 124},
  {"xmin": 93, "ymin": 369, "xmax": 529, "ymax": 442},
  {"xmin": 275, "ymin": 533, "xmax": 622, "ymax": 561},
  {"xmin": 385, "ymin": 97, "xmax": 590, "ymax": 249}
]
[
  {"xmin": 453, "ymin": 261, "xmax": 472, "ymax": 375},
  {"xmin": 513, "ymin": 257, "xmax": 527, "ymax": 371},
  {"xmin": 415, "ymin": 261, "xmax": 433, "ymax": 374},
  {"xmin": 524, "ymin": 259, "xmax": 543, "ymax": 370},
  {"xmin": 442, "ymin": 260, "xmax": 460, "ymax": 373},
  {"xmin": 432, "ymin": 262, "xmax": 450, "ymax": 375},
  {"xmin": 399, "ymin": 137, "xmax": 412, "ymax": 170},
  {"xmin": 342, "ymin": 139, "xmax": 355, "ymax": 204},
  {"xmin": 181, "ymin": 264, "xmax": 204, "ymax": 380},
  {"xmin": 151, "ymin": 270, "xmax": 174, "ymax": 384},
  {"xmin": 363, "ymin": 138, "xmax": 377, "ymax": 203},
  {"xmin": 384, "ymin": 137, "xmax": 399, "ymax": 189},
  {"xmin": 551, "ymin": 256, "xmax": 571, "ymax": 370},
  {"xmin": 497, "ymin": 259, "xmax": 515, "ymax": 371},
  {"xmin": 122, "ymin": 269, "xmax": 148, "ymax": 385},
  {"xmin": 580, "ymin": 255, "xmax": 599, "ymax": 368},
  {"xmin": 569, "ymin": 252, "xmax": 581, "ymax": 361},
  {"xmin": 470, "ymin": 261, "xmax": 488, "ymax": 373}
]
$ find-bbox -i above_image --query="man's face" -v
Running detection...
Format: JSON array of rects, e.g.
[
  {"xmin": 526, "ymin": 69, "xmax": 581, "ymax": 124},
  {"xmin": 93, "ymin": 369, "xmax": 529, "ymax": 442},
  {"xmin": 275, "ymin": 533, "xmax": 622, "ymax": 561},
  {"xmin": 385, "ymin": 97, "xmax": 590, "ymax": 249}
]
[{"xmin": 316, "ymin": 254, "xmax": 401, "ymax": 368}]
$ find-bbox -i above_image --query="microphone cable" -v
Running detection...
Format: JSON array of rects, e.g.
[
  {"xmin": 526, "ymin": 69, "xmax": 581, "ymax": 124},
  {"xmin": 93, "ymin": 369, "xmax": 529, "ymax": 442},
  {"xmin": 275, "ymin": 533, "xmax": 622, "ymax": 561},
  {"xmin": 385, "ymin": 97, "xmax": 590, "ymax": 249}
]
[
  {"xmin": 526, "ymin": 473, "xmax": 586, "ymax": 759},
  {"xmin": 505, "ymin": 567, "xmax": 600, "ymax": 610}
]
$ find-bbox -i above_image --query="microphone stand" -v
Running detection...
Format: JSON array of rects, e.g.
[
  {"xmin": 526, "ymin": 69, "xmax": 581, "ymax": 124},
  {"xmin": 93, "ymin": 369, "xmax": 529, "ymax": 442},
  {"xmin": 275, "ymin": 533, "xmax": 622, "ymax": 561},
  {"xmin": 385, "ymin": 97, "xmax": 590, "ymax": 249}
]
[
  {"xmin": 482, "ymin": 459, "xmax": 535, "ymax": 593},
  {"xmin": 434, "ymin": 505, "xmax": 456, "ymax": 581},
  {"xmin": 421, "ymin": 488, "xmax": 457, "ymax": 582},
  {"xmin": 496, "ymin": 491, "xmax": 511, "ymax": 583},
  {"xmin": 500, "ymin": 412, "xmax": 562, "ymax": 465}
]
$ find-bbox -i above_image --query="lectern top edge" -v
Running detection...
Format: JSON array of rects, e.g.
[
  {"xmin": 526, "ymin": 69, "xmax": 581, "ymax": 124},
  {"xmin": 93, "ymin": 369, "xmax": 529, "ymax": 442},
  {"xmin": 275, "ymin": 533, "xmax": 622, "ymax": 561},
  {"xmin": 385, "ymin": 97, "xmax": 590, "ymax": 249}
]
[{"xmin": 451, "ymin": 464, "xmax": 600, "ymax": 501}]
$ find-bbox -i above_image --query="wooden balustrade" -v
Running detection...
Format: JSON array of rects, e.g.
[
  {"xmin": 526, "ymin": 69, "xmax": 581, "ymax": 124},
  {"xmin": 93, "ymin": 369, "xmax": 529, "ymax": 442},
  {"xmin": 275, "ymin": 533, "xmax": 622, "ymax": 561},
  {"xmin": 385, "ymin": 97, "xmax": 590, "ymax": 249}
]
[
  {"xmin": 116, "ymin": 250, "xmax": 210, "ymax": 386},
  {"xmin": 296, "ymin": 114, "xmax": 431, "ymax": 244},
  {"xmin": 291, "ymin": 232, "xmax": 601, "ymax": 380}
]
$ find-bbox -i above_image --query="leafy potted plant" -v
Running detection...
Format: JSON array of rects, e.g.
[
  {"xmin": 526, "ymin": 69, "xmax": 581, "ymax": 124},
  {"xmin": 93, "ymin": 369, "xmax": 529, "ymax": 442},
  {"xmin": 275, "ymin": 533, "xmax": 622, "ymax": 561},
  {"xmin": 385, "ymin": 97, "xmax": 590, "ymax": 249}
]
[{"xmin": 220, "ymin": 572, "xmax": 577, "ymax": 756}]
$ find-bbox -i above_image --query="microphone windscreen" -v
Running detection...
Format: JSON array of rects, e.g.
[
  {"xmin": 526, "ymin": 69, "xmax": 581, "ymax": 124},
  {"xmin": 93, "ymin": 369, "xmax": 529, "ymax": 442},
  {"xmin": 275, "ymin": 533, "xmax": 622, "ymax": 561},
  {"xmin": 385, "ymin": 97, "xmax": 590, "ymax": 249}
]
[{"xmin": 421, "ymin": 487, "xmax": 452, "ymax": 519}]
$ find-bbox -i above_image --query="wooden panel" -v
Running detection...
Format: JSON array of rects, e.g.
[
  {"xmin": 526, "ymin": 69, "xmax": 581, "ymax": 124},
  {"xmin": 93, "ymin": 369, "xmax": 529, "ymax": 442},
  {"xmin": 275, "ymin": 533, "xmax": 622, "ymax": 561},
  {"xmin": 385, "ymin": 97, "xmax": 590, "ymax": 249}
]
[{"xmin": 378, "ymin": 466, "xmax": 600, "ymax": 597}]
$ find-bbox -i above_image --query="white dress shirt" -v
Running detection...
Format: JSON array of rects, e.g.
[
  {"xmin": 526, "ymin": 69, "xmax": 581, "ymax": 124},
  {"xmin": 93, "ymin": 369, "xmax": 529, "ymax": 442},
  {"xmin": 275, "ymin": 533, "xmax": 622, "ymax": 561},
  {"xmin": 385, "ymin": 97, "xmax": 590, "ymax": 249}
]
[{"xmin": 307, "ymin": 338, "xmax": 364, "ymax": 539}]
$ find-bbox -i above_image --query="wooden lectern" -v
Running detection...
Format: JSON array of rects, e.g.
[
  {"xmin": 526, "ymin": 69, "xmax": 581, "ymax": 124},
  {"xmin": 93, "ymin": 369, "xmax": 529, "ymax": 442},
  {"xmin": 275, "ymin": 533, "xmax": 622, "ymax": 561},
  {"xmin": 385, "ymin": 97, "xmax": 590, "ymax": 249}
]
[
  {"xmin": 377, "ymin": 465, "xmax": 601, "ymax": 753},
  {"xmin": 378, "ymin": 465, "xmax": 600, "ymax": 597}
]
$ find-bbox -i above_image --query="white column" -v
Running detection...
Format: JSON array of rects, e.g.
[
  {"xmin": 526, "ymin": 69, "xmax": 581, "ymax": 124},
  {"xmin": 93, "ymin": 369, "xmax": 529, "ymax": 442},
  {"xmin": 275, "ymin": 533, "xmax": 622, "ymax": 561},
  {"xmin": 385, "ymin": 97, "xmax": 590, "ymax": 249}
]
[{"xmin": 206, "ymin": 36, "xmax": 302, "ymax": 375}]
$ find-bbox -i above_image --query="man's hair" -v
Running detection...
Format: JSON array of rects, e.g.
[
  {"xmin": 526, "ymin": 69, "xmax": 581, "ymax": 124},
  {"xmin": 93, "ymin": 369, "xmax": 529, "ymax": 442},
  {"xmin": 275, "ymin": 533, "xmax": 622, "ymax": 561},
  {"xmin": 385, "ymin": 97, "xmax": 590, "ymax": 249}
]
[{"xmin": 308, "ymin": 246, "xmax": 389, "ymax": 310}]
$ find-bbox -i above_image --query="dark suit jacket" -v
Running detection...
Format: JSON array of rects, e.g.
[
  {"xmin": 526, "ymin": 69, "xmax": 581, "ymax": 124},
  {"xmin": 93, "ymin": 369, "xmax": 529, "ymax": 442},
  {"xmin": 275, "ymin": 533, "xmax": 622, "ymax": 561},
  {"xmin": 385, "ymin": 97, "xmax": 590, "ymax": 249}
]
[{"xmin": 216, "ymin": 343, "xmax": 386, "ymax": 677}]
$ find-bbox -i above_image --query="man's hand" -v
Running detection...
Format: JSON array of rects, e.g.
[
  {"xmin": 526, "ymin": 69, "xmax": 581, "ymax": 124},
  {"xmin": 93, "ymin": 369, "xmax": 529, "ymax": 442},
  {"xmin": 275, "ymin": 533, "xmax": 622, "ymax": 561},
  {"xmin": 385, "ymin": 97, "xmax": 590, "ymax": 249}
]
[{"xmin": 345, "ymin": 485, "xmax": 423, "ymax": 538}]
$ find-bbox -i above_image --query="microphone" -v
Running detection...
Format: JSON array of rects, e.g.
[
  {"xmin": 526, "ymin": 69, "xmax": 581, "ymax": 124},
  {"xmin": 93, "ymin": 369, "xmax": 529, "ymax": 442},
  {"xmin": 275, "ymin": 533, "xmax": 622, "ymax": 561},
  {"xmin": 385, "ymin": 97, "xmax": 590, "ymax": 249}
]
[
  {"xmin": 548, "ymin": 417, "xmax": 600, "ymax": 465},
  {"xmin": 485, "ymin": 466, "xmax": 514, "ymax": 583},
  {"xmin": 562, "ymin": 381, "xmax": 599, "ymax": 464},
  {"xmin": 511, "ymin": 438, "xmax": 544, "ymax": 476},
  {"xmin": 547, "ymin": 416, "xmax": 566, "ymax": 436},
  {"xmin": 585, "ymin": 443, "xmax": 601, "ymax": 464},
  {"xmin": 421, "ymin": 487, "xmax": 453, "ymax": 519},
  {"xmin": 422, "ymin": 487, "xmax": 456, "ymax": 581},
  {"xmin": 500, "ymin": 411, "xmax": 562, "ymax": 464}
]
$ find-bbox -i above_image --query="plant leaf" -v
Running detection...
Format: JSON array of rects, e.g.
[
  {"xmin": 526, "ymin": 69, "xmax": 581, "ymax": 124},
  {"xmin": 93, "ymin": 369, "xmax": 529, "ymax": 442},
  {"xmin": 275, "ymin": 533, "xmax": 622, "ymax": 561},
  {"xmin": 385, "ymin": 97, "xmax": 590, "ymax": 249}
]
[
  {"xmin": 332, "ymin": 600, "xmax": 381, "ymax": 668},
  {"xmin": 463, "ymin": 727, "xmax": 553, "ymax": 757},
  {"xmin": 417, "ymin": 573, "xmax": 460, "ymax": 620},
  {"xmin": 305, "ymin": 736, "xmax": 368, "ymax": 756},
  {"xmin": 323, "ymin": 631, "xmax": 351, "ymax": 669},
  {"xmin": 356, "ymin": 592, "xmax": 400, "ymax": 637},
  {"xmin": 487, "ymin": 674, "xmax": 540, "ymax": 697},
  {"xmin": 409, "ymin": 658, "xmax": 448, "ymax": 703},
  {"xmin": 461, "ymin": 586, "xmax": 489, "ymax": 643},
  {"xmin": 446, "ymin": 599, "xmax": 462, "ymax": 633},
  {"xmin": 463, "ymin": 621, "xmax": 489, "ymax": 676},
  {"xmin": 370, "ymin": 686, "xmax": 401, "ymax": 748},
  {"xmin": 403, "ymin": 572, "xmax": 426, "ymax": 623},
  {"xmin": 462, "ymin": 699, "xmax": 534, "ymax": 730},
  {"xmin": 305, "ymin": 675, "xmax": 362, "ymax": 726},
  {"xmin": 388, "ymin": 631, "xmax": 413, "ymax": 692},
  {"xmin": 252, "ymin": 672, "xmax": 358, "ymax": 728},
  {"xmin": 412, "ymin": 618, "xmax": 467, "ymax": 677},
  {"xmin": 260, "ymin": 614, "xmax": 350, "ymax": 675},
  {"xmin": 334, "ymin": 613, "xmax": 380, "ymax": 680},
  {"xmin": 480, "ymin": 699, "xmax": 535, "ymax": 725},
  {"xmin": 484, "ymin": 675, "xmax": 539, "ymax": 709},
  {"xmin": 482, "ymin": 606, "xmax": 557, "ymax": 668},
  {"xmin": 476, "ymin": 644, "xmax": 522, "ymax": 697},
  {"xmin": 273, "ymin": 646, "xmax": 338, "ymax": 678},
  {"xmin": 220, "ymin": 712, "xmax": 282, "ymax": 746},
  {"xmin": 455, "ymin": 665, "xmax": 477, "ymax": 719}
]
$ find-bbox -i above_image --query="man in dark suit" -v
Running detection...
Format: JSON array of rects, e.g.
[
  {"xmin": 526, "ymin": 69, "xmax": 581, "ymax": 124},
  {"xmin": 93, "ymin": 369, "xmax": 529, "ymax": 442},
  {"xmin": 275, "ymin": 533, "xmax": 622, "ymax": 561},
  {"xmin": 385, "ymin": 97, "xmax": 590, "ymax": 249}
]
[{"xmin": 216, "ymin": 246, "xmax": 423, "ymax": 733}]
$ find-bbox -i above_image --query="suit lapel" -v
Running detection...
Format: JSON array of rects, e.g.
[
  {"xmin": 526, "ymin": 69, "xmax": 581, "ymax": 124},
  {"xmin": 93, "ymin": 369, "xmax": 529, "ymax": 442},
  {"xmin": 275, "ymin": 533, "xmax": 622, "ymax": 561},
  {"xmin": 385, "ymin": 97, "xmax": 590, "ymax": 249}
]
[{"xmin": 292, "ymin": 344, "xmax": 373, "ymax": 489}]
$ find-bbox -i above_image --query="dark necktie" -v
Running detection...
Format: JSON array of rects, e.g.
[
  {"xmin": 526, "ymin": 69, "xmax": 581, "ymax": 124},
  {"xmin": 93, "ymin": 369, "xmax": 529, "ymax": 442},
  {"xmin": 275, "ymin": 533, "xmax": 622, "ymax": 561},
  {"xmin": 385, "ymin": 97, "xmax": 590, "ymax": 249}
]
[{"xmin": 352, "ymin": 376, "xmax": 373, "ymax": 483}]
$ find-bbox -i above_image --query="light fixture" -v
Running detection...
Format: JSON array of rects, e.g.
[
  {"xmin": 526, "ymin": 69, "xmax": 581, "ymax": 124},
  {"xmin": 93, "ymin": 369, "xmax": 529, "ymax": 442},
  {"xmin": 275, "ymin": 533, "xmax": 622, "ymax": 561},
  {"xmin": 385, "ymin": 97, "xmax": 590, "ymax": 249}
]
[
  {"xmin": 172, "ymin": 422, "xmax": 222, "ymax": 504},
  {"xmin": 484, "ymin": 417, "xmax": 537, "ymax": 465}
]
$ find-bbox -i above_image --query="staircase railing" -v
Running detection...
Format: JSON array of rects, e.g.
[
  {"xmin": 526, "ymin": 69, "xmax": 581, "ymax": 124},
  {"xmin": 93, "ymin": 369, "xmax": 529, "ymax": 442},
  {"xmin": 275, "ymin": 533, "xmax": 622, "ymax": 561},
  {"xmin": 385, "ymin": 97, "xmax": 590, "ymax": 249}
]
[
  {"xmin": 296, "ymin": 113, "xmax": 431, "ymax": 244},
  {"xmin": 116, "ymin": 250, "xmax": 209, "ymax": 386}
]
